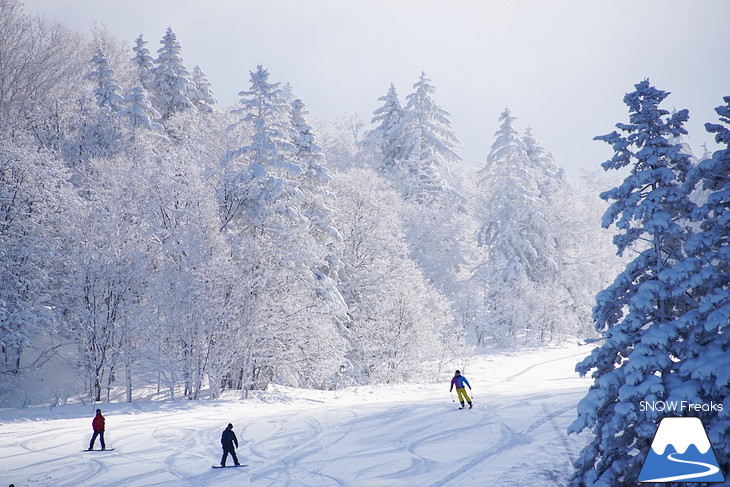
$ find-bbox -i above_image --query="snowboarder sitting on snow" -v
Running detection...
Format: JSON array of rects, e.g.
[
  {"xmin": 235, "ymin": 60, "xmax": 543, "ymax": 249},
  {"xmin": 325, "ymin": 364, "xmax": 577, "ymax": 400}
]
[
  {"xmin": 220, "ymin": 423, "xmax": 241, "ymax": 467},
  {"xmin": 450, "ymin": 370, "xmax": 473, "ymax": 409},
  {"xmin": 88, "ymin": 409, "xmax": 106, "ymax": 450}
]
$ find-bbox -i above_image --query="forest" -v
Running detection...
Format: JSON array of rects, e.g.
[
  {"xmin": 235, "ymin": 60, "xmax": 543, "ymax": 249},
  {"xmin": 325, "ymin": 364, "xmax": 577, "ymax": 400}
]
[{"xmin": 1, "ymin": 0, "xmax": 723, "ymax": 420}]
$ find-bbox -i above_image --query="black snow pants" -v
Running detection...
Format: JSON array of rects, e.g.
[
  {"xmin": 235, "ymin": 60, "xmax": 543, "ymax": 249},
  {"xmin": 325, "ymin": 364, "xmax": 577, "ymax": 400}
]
[
  {"xmin": 221, "ymin": 445, "xmax": 239, "ymax": 466},
  {"xmin": 89, "ymin": 431, "xmax": 105, "ymax": 450}
]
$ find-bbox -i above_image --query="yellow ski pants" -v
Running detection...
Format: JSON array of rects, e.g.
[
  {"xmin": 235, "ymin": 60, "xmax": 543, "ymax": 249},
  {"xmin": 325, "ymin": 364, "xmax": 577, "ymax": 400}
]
[{"xmin": 456, "ymin": 387, "xmax": 471, "ymax": 404}]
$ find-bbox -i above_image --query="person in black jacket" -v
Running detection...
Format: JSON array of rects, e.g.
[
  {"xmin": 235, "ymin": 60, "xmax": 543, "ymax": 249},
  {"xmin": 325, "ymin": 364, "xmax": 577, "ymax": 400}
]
[{"xmin": 220, "ymin": 423, "xmax": 240, "ymax": 467}]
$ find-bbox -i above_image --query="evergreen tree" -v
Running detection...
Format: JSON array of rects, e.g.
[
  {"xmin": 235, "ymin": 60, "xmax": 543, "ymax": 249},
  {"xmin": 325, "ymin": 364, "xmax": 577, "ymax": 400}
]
[
  {"xmin": 220, "ymin": 65, "xmax": 344, "ymax": 394},
  {"xmin": 119, "ymin": 85, "xmax": 163, "ymax": 134},
  {"xmin": 365, "ymin": 83, "xmax": 405, "ymax": 172},
  {"xmin": 86, "ymin": 48, "xmax": 124, "ymax": 112},
  {"xmin": 189, "ymin": 65, "xmax": 218, "ymax": 113},
  {"xmin": 149, "ymin": 27, "xmax": 194, "ymax": 120},
  {"xmin": 569, "ymin": 80, "xmax": 695, "ymax": 486},
  {"xmin": 130, "ymin": 34, "xmax": 154, "ymax": 89},
  {"xmin": 221, "ymin": 64, "xmax": 302, "ymax": 233},
  {"xmin": 523, "ymin": 126, "xmax": 567, "ymax": 199},
  {"xmin": 400, "ymin": 72, "xmax": 461, "ymax": 205},
  {"xmin": 290, "ymin": 97, "xmax": 345, "ymax": 300},
  {"xmin": 472, "ymin": 109, "xmax": 560, "ymax": 344},
  {"xmin": 666, "ymin": 95, "xmax": 730, "ymax": 478}
]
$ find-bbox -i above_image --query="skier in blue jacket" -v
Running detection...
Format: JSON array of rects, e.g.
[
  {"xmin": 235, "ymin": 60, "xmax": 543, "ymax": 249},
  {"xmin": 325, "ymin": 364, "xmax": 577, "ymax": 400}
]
[{"xmin": 450, "ymin": 370, "xmax": 473, "ymax": 409}]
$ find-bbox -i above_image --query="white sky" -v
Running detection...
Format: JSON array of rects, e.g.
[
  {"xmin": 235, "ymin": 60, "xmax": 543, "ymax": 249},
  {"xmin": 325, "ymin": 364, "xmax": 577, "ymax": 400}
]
[{"xmin": 20, "ymin": 0, "xmax": 730, "ymax": 177}]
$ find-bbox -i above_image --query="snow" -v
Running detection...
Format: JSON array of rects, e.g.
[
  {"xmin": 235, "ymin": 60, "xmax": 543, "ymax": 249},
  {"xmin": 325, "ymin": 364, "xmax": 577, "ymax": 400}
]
[
  {"xmin": 650, "ymin": 417, "xmax": 711, "ymax": 455},
  {"xmin": 0, "ymin": 345, "xmax": 593, "ymax": 486}
]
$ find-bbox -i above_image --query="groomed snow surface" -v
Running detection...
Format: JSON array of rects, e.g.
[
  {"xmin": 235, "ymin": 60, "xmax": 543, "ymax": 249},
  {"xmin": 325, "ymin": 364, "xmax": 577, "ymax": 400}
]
[{"xmin": 1, "ymin": 345, "xmax": 594, "ymax": 486}]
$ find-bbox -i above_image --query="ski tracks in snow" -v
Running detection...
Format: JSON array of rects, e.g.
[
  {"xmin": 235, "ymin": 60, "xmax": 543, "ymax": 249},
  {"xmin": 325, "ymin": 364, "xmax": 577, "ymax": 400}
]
[{"xmin": 0, "ymin": 346, "xmax": 593, "ymax": 486}]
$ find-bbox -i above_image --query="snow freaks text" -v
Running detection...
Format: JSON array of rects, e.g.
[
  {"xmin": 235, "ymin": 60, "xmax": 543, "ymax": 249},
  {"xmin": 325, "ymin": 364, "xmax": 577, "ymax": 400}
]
[{"xmin": 639, "ymin": 401, "xmax": 724, "ymax": 413}]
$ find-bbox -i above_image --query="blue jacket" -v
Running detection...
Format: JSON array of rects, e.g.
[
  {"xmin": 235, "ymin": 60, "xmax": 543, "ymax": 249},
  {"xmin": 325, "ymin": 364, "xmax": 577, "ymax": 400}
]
[{"xmin": 450, "ymin": 375, "xmax": 471, "ymax": 391}]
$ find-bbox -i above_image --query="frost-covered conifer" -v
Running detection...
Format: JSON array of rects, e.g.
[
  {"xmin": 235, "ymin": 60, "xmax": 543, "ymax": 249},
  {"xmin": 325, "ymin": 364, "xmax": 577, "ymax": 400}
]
[
  {"xmin": 290, "ymin": 97, "xmax": 346, "ymax": 307},
  {"xmin": 119, "ymin": 85, "xmax": 163, "ymax": 133},
  {"xmin": 149, "ymin": 27, "xmax": 194, "ymax": 120},
  {"xmin": 220, "ymin": 66, "xmax": 345, "ymax": 394},
  {"xmin": 569, "ymin": 80, "xmax": 696, "ymax": 486},
  {"xmin": 189, "ymin": 65, "xmax": 218, "ymax": 113},
  {"xmin": 221, "ymin": 64, "xmax": 302, "ymax": 233},
  {"xmin": 472, "ymin": 108, "xmax": 559, "ymax": 344},
  {"xmin": 665, "ymin": 95, "xmax": 730, "ymax": 476},
  {"xmin": 86, "ymin": 48, "xmax": 124, "ymax": 112},
  {"xmin": 523, "ymin": 127, "xmax": 566, "ymax": 200},
  {"xmin": 400, "ymin": 72, "xmax": 461, "ymax": 204},
  {"xmin": 130, "ymin": 35, "xmax": 153, "ymax": 89},
  {"xmin": 365, "ymin": 83, "xmax": 405, "ymax": 172}
]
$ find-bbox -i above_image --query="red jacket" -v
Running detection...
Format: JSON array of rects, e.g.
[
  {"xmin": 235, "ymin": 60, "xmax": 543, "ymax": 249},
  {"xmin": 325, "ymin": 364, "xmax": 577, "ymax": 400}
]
[{"xmin": 92, "ymin": 413, "xmax": 105, "ymax": 432}]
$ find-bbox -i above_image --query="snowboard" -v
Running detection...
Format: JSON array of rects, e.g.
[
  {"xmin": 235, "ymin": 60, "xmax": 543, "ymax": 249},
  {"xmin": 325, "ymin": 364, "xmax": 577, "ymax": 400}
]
[
  {"xmin": 84, "ymin": 448, "xmax": 115, "ymax": 452},
  {"xmin": 212, "ymin": 464, "xmax": 247, "ymax": 468}
]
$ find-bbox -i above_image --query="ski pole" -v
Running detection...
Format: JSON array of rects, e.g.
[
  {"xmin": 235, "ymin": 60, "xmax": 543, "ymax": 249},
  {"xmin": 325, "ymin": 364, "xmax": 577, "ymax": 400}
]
[{"xmin": 450, "ymin": 391, "xmax": 455, "ymax": 402}]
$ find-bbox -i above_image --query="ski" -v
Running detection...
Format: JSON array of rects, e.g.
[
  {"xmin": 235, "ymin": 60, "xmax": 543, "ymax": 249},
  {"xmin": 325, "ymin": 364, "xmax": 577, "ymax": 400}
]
[
  {"xmin": 212, "ymin": 464, "xmax": 247, "ymax": 468},
  {"xmin": 84, "ymin": 448, "xmax": 115, "ymax": 452}
]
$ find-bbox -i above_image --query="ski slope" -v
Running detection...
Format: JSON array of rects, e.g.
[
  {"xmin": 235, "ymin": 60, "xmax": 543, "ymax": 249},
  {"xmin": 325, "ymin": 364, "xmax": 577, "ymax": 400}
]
[{"xmin": 0, "ymin": 345, "xmax": 594, "ymax": 486}]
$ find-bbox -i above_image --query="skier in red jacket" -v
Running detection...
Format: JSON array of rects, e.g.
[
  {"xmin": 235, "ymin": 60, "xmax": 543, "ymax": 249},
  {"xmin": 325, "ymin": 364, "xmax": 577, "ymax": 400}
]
[{"xmin": 88, "ymin": 409, "xmax": 106, "ymax": 450}]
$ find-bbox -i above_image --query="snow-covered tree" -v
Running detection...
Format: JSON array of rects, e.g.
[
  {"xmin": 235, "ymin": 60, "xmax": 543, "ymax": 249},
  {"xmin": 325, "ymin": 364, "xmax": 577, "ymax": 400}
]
[
  {"xmin": 662, "ymin": 95, "xmax": 730, "ymax": 478},
  {"xmin": 290, "ymin": 97, "xmax": 346, "ymax": 303},
  {"xmin": 118, "ymin": 85, "xmax": 163, "ymax": 134},
  {"xmin": 0, "ymin": 141, "xmax": 79, "ymax": 386},
  {"xmin": 472, "ymin": 108, "xmax": 559, "ymax": 345},
  {"xmin": 130, "ymin": 34, "xmax": 153, "ymax": 89},
  {"xmin": 219, "ymin": 65, "xmax": 345, "ymax": 394},
  {"xmin": 364, "ymin": 83, "xmax": 405, "ymax": 172},
  {"xmin": 332, "ymin": 169, "xmax": 453, "ymax": 383},
  {"xmin": 0, "ymin": 0, "xmax": 87, "ymax": 133},
  {"xmin": 523, "ymin": 127, "xmax": 567, "ymax": 199},
  {"xmin": 149, "ymin": 27, "xmax": 194, "ymax": 120},
  {"xmin": 220, "ymin": 64, "xmax": 302, "ymax": 233},
  {"xmin": 189, "ymin": 65, "xmax": 218, "ymax": 113},
  {"xmin": 86, "ymin": 48, "xmax": 124, "ymax": 112},
  {"xmin": 400, "ymin": 72, "xmax": 462, "ymax": 205},
  {"xmin": 569, "ymin": 80, "xmax": 696, "ymax": 486},
  {"xmin": 67, "ymin": 152, "xmax": 155, "ymax": 402}
]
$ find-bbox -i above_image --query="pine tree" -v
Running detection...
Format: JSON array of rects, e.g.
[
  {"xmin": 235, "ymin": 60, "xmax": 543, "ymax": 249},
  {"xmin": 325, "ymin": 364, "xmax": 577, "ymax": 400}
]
[
  {"xmin": 119, "ymin": 85, "xmax": 163, "ymax": 134},
  {"xmin": 569, "ymin": 80, "xmax": 695, "ymax": 486},
  {"xmin": 189, "ymin": 65, "xmax": 218, "ymax": 113},
  {"xmin": 86, "ymin": 48, "xmax": 124, "ymax": 112},
  {"xmin": 130, "ymin": 35, "xmax": 154, "ymax": 89},
  {"xmin": 366, "ymin": 83, "xmax": 405, "ymax": 172},
  {"xmin": 149, "ymin": 27, "xmax": 194, "ymax": 120},
  {"xmin": 476, "ymin": 109, "xmax": 557, "ymax": 282},
  {"xmin": 666, "ymin": 95, "xmax": 730, "ymax": 477},
  {"xmin": 220, "ymin": 66, "xmax": 344, "ymax": 394},
  {"xmin": 522, "ymin": 126, "xmax": 567, "ymax": 199},
  {"xmin": 290, "ymin": 97, "xmax": 344, "ymax": 283},
  {"xmin": 473, "ymin": 109, "xmax": 560, "ymax": 345},
  {"xmin": 221, "ymin": 64, "xmax": 302, "ymax": 233},
  {"xmin": 400, "ymin": 72, "xmax": 461, "ymax": 204}
]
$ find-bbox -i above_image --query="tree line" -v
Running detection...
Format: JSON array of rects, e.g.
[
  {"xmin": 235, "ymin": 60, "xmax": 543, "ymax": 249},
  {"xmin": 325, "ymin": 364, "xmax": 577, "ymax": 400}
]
[{"xmin": 1, "ymin": 0, "xmax": 621, "ymax": 406}]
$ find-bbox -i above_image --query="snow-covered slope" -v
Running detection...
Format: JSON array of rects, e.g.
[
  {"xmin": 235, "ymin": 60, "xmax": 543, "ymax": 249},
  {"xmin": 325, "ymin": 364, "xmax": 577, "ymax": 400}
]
[{"xmin": 0, "ymin": 345, "xmax": 593, "ymax": 486}]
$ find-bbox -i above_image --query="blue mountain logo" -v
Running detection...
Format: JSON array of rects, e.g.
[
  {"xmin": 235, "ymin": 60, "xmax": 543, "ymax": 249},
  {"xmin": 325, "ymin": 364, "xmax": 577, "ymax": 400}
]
[{"xmin": 638, "ymin": 417, "xmax": 725, "ymax": 483}]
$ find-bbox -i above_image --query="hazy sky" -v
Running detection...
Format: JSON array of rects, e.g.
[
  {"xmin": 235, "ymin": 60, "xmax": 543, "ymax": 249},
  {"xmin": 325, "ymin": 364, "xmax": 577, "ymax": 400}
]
[{"xmin": 20, "ymin": 0, "xmax": 730, "ymax": 177}]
